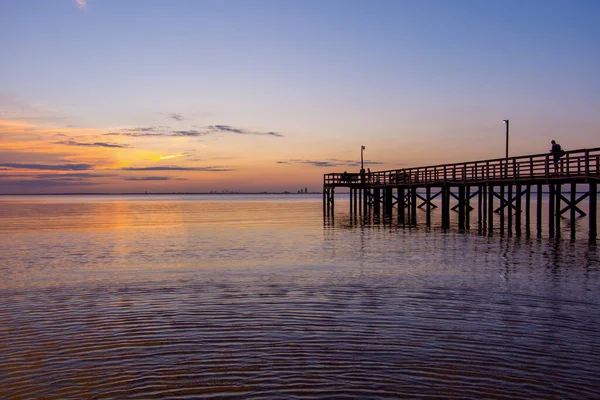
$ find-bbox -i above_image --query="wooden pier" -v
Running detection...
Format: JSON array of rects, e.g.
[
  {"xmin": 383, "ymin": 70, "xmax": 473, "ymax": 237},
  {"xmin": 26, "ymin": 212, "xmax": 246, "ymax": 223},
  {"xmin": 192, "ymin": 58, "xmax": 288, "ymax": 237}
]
[{"xmin": 323, "ymin": 147, "xmax": 600, "ymax": 240}]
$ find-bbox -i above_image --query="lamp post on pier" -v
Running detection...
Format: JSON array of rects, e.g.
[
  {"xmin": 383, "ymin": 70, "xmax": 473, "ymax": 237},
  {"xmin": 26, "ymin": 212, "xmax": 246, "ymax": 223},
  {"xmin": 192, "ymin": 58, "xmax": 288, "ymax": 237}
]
[
  {"xmin": 360, "ymin": 145, "xmax": 366, "ymax": 184},
  {"xmin": 361, "ymin": 145, "xmax": 365, "ymax": 170},
  {"xmin": 503, "ymin": 119, "xmax": 509, "ymax": 159}
]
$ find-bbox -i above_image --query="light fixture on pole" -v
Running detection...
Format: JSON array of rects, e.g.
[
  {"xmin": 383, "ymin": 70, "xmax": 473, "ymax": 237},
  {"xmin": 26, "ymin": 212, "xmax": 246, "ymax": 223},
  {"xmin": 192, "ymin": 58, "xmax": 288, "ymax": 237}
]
[
  {"xmin": 361, "ymin": 145, "xmax": 365, "ymax": 170},
  {"xmin": 503, "ymin": 119, "xmax": 509, "ymax": 159}
]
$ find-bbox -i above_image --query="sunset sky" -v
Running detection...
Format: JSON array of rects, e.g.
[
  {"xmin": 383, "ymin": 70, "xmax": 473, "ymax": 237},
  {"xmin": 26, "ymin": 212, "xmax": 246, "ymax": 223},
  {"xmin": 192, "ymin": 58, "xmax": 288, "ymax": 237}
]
[{"xmin": 1, "ymin": 0, "xmax": 599, "ymax": 194}]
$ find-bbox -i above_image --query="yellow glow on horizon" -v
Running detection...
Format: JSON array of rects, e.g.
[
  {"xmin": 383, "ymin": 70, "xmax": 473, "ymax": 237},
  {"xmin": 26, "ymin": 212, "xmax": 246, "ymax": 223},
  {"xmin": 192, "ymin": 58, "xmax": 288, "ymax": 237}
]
[
  {"xmin": 1, "ymin": 118, "xmax": 335, "ymax": 192},
  {"xmin": 1, "ymin": 119, "xmax": 129, "ymax": 170},
  {"xmin": 158, "ymin": 153, "xmax": 187, "ymax": 160}
]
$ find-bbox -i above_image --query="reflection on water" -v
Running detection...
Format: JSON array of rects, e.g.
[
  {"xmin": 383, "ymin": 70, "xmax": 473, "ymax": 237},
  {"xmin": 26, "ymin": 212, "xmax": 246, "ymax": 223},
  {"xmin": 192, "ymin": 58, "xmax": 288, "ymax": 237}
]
[{"xmin": 1, "ymin": 195, "xmax": 600, "ymax": 399}]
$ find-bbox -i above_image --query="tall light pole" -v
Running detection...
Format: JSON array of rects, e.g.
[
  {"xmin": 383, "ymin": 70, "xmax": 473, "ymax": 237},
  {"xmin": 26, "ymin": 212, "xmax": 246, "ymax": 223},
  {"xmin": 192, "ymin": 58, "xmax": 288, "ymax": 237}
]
[
  {"xmin": 361, "ymin": 145, "xmax": 365, "ymax": 170},
  {"xmin": 503, "ymin": 119, "xmax": 509, "ymax": 159}
]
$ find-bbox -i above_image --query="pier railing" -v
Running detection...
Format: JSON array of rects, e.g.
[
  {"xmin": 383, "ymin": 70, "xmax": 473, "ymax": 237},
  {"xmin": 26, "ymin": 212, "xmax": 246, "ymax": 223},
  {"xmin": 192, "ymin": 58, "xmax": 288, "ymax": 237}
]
[{"xmin": 324, "ymin": 147, "xmax": 600, "ymax": 187}]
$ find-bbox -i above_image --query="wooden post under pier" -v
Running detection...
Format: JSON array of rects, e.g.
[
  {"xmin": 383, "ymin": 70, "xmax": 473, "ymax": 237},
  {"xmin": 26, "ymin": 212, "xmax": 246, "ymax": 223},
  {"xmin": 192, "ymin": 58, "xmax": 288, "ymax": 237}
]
[
  {"xmin": 488, "ymin": 184, "xmax": 494, "ymax": 235},
  {"xmin": 590, "ymin": 181, "xmax": 597, "ymax": 241},
  {"xmin": 555, "ymin": 183, "xmax": 562, "ymax": 239},
  {"xmin": 570, "ymin": 182, "xmax": 577, "ymax": 239},
  {"xmin": 465, "ymin": 185, "xmax": 472, "ymax": 231},
  {"xmin": 481, "ymin": 184, "xmax": 487, "ymax": 234},
  {"xmin": 515, "ymin": 184, "xmax": 522, "ymax": 237},
  {"xmin": 549, "ymin": 183, "xmax": 555, "ymax": 238},
  {"xmin": 537, "ymin": 183, "xmax": 543, "ymax": 237},
  {"xmin": 507, "ymin": 184, "xmax": 513, "ymax": 237},
  {"xmin": 499, "ymin": 185, "xmax": 505, "ymax": 236},
  {"xmin": 385, "ymin": 188, "xmax": 393, "ymax": 216},
  {"xmin": 458, "ymin": 185, "xmax": 466, "ymax": 231},
  {"xmin": 425, "ymin": 186, "xmax": 431, "ymax": 226},
  {"xmin": 410, "ymin": 188, "xmax": 417, "ymax": 225},
  {"xmin": 398, "ymin": 187, "xmax": 405, "ymax": 224},
  {"xmin": 374, "ymin": 188, "xmax": 381, "ymax": 215},
  {"xmin": 443, "ymin": 184, "xmax": 452, "ymax": 229}
]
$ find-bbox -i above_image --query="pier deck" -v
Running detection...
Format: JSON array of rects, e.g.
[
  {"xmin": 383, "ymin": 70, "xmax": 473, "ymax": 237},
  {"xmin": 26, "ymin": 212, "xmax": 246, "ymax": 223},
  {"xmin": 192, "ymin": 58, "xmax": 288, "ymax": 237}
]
[{"xmin": 323, "ymin": 147, "xmax": 600, "ymax": 240}]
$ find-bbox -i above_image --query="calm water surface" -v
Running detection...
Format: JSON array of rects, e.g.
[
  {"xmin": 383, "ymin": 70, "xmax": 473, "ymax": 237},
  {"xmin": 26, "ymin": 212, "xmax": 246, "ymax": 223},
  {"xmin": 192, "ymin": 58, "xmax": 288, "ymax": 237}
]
[{"xmin": 1, "ymin": 194, "xmax": 599, "ymax": 399}]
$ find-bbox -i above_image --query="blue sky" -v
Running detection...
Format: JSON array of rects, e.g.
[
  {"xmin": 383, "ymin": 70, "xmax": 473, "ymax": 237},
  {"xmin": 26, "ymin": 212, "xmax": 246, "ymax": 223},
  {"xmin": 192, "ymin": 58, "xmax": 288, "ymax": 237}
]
[{"xmin": 1, "ymin": 0, "xmax": 599, "ymax": 193}]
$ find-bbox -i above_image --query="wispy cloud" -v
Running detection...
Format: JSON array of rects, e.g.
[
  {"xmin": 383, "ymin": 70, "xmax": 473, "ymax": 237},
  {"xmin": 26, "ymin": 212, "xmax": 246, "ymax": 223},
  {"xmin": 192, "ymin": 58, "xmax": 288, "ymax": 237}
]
[
  {"xmin": 106, "ymin": 132, "xmax": 164, "ymax": 137},
  {"xmin": 75, "ymin": 0, "xmax": 86, "ymax": 10},
  {"xmin": 129, "ymin": 127, "xmax": 160, "ymax": 132},
  {"xmin": 122, "ymin": 166, "xmax": 233, "ymax": 172},
  {"xmin": 104, "ymin": 127, "xmax": 168, "ymax": 137},
  {"xmin": 171, "ymin": 130, "xmax": 209, "ymax": 137},
  {"xmin": 123, "ymin": 176, "xmax": 171, "ymax": 181},
  {"xmin": 159, "ymin": 153, "xmax": 188, "ymax": 160},
  {"xmin": 105, "ymin": 125, "xmax": 284, "ymax": 138},
  {"xmin": 0, "ymin": 162, "xmax": 95, "ymax": 171},
  {"xmin": 208, "ymin": 125, "xmax": 284, "ymax": 137},
  {"xmin": 33, "ymin": 173, "xmax": 116, "ymax": 179},
  {"xmin": 55, "ymin": 139, "xmax": 132, "ymax": 148},
  {"xmin": 277, "ymin": 159, "xmax": 384, "ymax": 168},
  {"xmin": 170, "ymin": 113, "xmax": 184, "ymax": 121}
]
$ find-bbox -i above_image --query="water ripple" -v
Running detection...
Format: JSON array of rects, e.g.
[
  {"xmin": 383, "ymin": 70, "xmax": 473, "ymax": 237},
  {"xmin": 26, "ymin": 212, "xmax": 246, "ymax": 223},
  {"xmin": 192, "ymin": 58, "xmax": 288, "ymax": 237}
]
[
  {"xmin": 2, "ymin": 281, "xmax": 600, "ymax": 400},
  {"xmin": 2, "ymin": 197, "xmax": 600, "ymax": 399}
]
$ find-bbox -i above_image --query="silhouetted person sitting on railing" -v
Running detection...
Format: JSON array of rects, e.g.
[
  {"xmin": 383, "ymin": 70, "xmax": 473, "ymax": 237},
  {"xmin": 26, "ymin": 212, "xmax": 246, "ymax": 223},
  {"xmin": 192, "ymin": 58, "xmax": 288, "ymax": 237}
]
[
  {"xmin": 367, "ymin": 168, "xmax": 371, "ymax": 183},
  {"xmin": 550, "ymin": 140, "xmax": 565, "ymax": 173}
]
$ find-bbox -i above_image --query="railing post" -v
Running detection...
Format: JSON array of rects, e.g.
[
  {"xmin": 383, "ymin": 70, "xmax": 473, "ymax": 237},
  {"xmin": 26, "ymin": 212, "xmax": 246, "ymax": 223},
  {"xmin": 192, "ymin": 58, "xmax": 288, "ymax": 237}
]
[
  {"xmin": 530, "ymin": 157, "xmax": 534, "ymax": 178},
  {"xmin": 585, "ymin": 150, "xmax": 590, "ymax": 175}
]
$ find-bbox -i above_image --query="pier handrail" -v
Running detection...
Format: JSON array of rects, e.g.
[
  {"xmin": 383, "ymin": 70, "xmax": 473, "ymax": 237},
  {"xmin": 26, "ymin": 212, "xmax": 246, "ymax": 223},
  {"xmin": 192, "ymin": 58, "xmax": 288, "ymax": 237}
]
[{"xmin": 324, "ymin": 147, "xmax": 600, "ymax": 186}]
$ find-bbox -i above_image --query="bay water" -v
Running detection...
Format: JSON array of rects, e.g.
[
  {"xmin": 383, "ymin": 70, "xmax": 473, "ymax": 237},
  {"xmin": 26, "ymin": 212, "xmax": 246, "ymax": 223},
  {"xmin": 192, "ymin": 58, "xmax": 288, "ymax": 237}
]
[{"xmin": 1, "ymin": 194, "xmax": 599, "ymax": 399}]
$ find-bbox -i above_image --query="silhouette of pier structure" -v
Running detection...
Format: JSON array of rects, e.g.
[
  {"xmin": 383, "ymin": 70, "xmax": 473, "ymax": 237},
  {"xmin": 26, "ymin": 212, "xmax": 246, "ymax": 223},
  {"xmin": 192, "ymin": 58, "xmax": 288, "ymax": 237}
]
[{"xmin": 323, "ymin": 147, "xmax": 600, "ymax": 240}]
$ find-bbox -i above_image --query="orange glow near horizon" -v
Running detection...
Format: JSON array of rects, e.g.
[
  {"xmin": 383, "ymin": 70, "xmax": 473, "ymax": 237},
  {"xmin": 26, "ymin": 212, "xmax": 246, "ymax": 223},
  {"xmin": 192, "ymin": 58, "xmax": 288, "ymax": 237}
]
[
  {"xmin": 0, "ymin": 118, "xmax": 328, "ymax": 193},
  {"xmin": 3, "ymin": 114, "xmax": 599, "ymax": 194}
]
